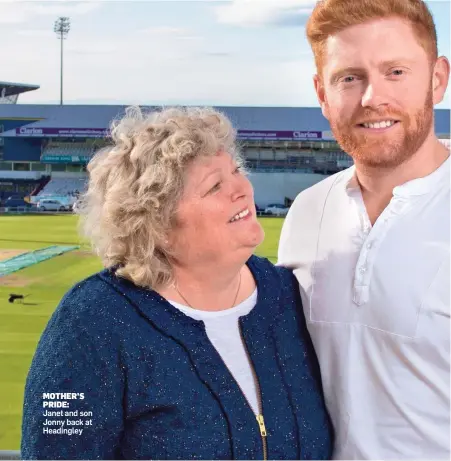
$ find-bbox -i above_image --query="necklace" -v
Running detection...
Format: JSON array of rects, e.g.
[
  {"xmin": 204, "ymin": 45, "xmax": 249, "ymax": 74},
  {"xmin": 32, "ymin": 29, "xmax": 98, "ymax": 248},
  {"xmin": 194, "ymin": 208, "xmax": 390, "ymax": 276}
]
[{"xmin": 174, "ymin": 271, "xmax": 242, "ymax": 310}]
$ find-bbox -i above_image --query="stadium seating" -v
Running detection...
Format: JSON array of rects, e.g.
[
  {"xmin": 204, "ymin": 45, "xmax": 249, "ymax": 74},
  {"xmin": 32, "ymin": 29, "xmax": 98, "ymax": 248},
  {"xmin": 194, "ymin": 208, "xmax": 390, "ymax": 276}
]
[
  {"xmin": 42, "ymin": 144, "xmax": 94, "ymax": 157},
  {"xmin": 37, "ymin": 177, "xmax": 87, "ymax": 197},
  {"xmin": 241, "ymin": 149, "xmax": 351, "ymax": 173}
]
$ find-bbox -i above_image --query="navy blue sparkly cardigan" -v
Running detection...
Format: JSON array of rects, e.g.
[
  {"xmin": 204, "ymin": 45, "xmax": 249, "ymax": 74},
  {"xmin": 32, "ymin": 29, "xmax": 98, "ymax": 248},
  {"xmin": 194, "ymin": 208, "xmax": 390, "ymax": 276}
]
[{"xmin": 21, "ymin": 255, "xmax": 333, "ymax": 460}]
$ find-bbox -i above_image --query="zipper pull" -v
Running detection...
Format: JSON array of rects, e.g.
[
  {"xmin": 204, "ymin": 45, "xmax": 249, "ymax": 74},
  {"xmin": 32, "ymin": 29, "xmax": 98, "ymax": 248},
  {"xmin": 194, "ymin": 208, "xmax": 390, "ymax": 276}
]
[{"xmin": 256, "ymin": 414, "xmax": 267, "ymax": 437}]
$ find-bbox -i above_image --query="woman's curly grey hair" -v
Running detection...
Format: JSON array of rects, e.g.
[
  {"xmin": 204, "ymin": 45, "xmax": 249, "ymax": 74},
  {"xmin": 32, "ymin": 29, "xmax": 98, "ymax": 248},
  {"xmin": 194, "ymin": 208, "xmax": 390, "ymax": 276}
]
[{"xmin": 78, "ymin": 106, "xmax": 245, "ymax": 290}]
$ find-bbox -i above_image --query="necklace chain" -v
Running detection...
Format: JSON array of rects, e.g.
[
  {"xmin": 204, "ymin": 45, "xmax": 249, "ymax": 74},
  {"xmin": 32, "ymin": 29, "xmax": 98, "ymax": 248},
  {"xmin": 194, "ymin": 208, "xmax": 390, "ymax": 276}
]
[{"xmin": 174, "ymin": 271, "xmax": 242, "ymax": 310}]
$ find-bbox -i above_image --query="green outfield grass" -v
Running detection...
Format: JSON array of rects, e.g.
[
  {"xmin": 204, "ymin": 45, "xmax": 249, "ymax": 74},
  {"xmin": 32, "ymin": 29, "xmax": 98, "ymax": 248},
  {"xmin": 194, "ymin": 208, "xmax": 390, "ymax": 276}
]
[{"xmin": 0, "ymin": 214, "xmax": 284, "ymax": 450}]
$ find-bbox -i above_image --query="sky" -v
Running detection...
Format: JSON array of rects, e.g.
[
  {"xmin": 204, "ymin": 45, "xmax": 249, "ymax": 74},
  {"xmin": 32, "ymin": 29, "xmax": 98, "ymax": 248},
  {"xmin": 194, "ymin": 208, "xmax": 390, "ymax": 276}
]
[{"xmin": 1, "ymin": 0, "xmax": 450, "ymax": 108}]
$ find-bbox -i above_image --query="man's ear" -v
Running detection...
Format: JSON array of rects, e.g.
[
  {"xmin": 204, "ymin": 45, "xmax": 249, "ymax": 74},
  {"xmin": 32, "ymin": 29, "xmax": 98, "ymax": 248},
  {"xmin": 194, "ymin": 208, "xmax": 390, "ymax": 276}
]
[
  {"xmin": 432, "ymin": 56, "xmax": 450, "ymax": 105},
  {"xmin": 314, "ymin": 74, "xmax": 329, "ymax": 120}
]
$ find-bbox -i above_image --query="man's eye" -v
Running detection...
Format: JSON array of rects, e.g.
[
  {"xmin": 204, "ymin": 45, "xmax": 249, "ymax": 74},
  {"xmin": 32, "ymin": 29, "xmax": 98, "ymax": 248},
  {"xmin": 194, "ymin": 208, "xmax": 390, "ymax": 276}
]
[{"xmin": 391, "ymin": 69, "xmax": 404, "ymax": 76}]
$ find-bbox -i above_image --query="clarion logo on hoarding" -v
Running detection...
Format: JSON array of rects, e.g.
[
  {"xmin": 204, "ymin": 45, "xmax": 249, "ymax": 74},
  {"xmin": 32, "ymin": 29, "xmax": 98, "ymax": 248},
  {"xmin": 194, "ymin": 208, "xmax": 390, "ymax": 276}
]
[
  {"xmin": 19, "ymin": 127, "xmax": 43, "ymax": 135},
  {"xmin": 292, "ymin": 131, "xmax": 320, "ymax": 139}
]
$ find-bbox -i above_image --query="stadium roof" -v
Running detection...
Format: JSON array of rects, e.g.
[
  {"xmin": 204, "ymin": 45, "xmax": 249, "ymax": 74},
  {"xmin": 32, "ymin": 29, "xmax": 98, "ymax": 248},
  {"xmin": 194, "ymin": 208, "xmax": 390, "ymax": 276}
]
[
  {"xmin": 0, "ymin": 105, "xmax": 335, "ymax": 131},
  {"xmin": 0, "ymin": 104, "xmax": 449, "ymax": 138},
  {"xmin": 0, "ymin": 81, "xmax": 40, "ymax": 97},
  {"xmin": 0, "ymin": 105, "xmax": 337, "ymax": 138}
]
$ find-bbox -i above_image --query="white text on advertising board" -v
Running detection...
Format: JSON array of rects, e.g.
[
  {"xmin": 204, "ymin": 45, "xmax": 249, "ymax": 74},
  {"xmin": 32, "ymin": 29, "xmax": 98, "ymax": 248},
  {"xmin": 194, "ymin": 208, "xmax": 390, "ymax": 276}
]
[{"xmin": 19, "ymin": 127, "xmax": 43, "ymax": 135}]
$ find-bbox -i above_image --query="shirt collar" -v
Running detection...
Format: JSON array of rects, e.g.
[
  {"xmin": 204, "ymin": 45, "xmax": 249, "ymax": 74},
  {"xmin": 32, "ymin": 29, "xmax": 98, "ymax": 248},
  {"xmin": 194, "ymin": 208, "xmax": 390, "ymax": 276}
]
[
  {"xmin": 344, "ymin": 156, "xmax": 450, "ymax": 198},
  {"xmin": 344, "ymin": 165, "xmax": 359, "ymax": 194},
  {"xmin": 393, "ymin": 155, "xmax": 450, "ymax": 197}
]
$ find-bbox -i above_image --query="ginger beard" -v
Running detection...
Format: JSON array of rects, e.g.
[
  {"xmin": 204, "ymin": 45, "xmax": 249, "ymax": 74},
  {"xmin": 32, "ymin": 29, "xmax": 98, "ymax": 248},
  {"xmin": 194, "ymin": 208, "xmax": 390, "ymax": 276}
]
[{"xmin": 328, "ymin": 86, "xmax": 434, "ymax": 169}]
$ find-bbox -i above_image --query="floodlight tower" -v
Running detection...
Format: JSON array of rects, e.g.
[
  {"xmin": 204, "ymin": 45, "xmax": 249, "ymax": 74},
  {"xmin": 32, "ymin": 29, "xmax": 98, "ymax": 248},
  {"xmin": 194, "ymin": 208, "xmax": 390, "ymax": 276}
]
[{"xmin": 54, "ymin": 16, "xmax": 71, "ymax": 105}]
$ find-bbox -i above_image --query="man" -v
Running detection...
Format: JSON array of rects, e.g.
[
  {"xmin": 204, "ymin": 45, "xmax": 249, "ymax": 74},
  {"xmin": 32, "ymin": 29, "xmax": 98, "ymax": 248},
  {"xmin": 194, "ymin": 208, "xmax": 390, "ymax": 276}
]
[{"xmin": 278, "ymin": 0, "xmax": 450, "ymax": 458}]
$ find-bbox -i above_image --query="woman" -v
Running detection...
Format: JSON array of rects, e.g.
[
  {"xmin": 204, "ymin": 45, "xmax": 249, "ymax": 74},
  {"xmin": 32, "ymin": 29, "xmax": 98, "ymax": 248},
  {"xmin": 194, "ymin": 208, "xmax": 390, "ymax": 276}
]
[{"xmin": 21, "ymin": 107, "xmax": 332, "ymax": 460}]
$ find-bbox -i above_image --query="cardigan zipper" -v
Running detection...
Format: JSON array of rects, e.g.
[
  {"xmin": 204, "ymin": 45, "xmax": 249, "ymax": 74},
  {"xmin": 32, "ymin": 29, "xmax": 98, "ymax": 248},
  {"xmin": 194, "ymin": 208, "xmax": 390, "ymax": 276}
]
[
  {"xmin": 212, "ymin": 322, "xmax": 268, "ymax": 460},
  {"xmin": 238, "ymin": 323, "xmax": 268, "ymax": 461}
]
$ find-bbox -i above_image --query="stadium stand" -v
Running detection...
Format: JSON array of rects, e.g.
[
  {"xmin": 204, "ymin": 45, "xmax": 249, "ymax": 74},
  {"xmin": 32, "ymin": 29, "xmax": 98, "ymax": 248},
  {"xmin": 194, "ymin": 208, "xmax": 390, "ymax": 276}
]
[
  {"xmin": 0, "ymin": 96, "xmax": 449, "ymax": 208},
  {"xmin": 42, "ymin": 143, "xmax": 94, "ymax": 157},
  {"xmin": 37, "ymin": 177, "xmax": 86, "ymax": 197},
  {"xmin": 0, "ymin": 81, "xmax": 40, "ymax": 105}
]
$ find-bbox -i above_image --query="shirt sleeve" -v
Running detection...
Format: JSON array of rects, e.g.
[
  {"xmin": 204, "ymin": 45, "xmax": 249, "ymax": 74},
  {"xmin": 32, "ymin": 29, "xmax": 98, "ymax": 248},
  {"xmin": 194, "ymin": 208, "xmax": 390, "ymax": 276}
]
[{"xmin": 21, "ymin": 287, "xmax": 125, "ymax": 460}]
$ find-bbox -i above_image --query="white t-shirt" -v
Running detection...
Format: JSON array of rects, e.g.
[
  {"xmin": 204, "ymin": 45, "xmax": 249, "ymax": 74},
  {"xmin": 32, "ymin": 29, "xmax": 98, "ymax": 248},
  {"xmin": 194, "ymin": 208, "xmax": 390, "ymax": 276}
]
[
  {"xmin": 169, "ymin": 289, "xmax": 259, "ymax": 415},
  {"xmin": 278, "ymin": 157, "xmax": 450, "ymax": 459}
]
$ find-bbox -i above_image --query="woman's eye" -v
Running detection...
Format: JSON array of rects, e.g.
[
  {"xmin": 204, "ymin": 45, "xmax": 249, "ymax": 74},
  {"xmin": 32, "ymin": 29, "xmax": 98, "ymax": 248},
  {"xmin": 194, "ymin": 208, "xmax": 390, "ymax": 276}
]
[{"xmin": 209, "ymin": 182, "xmax": 221, "ymax": 193}]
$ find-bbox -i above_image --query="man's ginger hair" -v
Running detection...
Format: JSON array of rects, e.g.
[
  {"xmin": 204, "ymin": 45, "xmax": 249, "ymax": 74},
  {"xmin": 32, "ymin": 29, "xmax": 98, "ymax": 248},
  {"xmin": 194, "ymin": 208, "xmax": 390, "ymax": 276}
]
[{"xmin": 306, "ymin": 0, "xmax": 438, "ymax": 76}]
